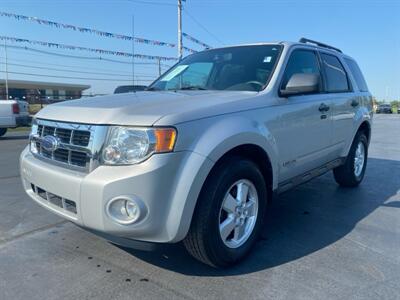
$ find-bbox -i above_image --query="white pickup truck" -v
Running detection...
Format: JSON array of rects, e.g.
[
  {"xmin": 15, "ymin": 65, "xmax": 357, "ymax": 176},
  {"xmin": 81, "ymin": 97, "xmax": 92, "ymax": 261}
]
[{"xmin": 0, "ymin": 100, "xmax": 31, "ymax": 137}]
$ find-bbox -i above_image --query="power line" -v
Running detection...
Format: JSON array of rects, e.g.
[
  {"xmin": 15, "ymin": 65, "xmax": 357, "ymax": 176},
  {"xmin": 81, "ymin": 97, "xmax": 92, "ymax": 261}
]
[
  {"xmin": 1, "ymin": 50, "xmax": 172, "ymax": 79},
  {"xmin": 1, "ymin": 46, "xmax": 172, "ymax": 69},
  {"xmin": 0, "ymin": 36, "xmax": 177, "ymax": 61},
  {"xmin": 0, "ymin": 56, "xmax": 133, "ymax": 74},
  {"xmin": 1, "ymin": 44, "xmax": 133, "ymax": 63},
  {"xmin": 0, "ymin": 70, "xmax": 155, "ymax": 82},
  {"xmin": 182, "ymin": 8, "xmax": 224, "ymax": 45},
  {"xmin": 0, "ymin": 62, "xmax": 157, "ymax": 77},
  {"xmin": 128, "ymin": 0, "xmax": 176, "ymax": 6}
]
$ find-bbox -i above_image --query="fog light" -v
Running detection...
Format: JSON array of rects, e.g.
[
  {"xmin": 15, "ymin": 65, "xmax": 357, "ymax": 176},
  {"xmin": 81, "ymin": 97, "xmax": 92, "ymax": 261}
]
[{"xmin": 106, "ymin": 197, "xmax": 141, "ymax": 225}]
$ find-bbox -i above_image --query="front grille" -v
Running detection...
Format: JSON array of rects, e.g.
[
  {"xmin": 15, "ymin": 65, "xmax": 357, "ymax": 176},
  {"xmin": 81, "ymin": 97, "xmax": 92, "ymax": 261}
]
[
  {"xmin": 72, "ymin": 130, "xmax": 90, "ymax": 146},
  {"xmin": 37, "ymin": 125, "xmax": 91, "ymax": 147},
  {"xmin": 55, "ymin": 128, "xmax": 72, "ymax": 143},
  {"xmin": 30, "ymin": 119, "xmax": 106, "ymax": 172},
  {"xmin": 42, "ymin": 125, "xmax": 55, "ymax": 137},
  {"xmin": 70, "ymin": 151, "xmax": 87, "ymax": 166},
  {"xmin": 31, "ymin": 183, "xmax": 77, "ymax": 214}
]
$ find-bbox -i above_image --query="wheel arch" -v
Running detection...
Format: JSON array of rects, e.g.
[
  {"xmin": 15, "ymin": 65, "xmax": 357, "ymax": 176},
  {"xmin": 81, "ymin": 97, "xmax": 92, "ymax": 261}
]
[
  {"xmin": 358, "ymin": 120, "xmax": 372, "ymax": 144},
  {"xmin": 208, "ymin": 144, "xmax": 274, "ymax": 203},
  {"xmin": 342, "ymin": 113, "xmax": 372, "ymax": 157},
  {"xmin": 170, "ymin": 141, "xmax": 276, "ymax": 242}
]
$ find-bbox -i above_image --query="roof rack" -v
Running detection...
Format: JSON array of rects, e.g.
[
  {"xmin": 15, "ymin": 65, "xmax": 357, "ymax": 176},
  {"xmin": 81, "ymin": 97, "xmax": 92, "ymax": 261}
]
[{"xmin": 299, "ymin": 37, "xmax": 342, "ymax": 53}]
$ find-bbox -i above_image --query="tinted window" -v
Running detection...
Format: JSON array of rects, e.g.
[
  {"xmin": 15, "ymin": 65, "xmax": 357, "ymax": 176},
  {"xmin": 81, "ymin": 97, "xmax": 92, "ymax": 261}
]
[
  {"xmin": 281, "ymin": 50, "xmax": 321, "ymax": 91},
  {"xmin": 344, "ymin": 58, "xmax": 368, "ymax": 92},
  {"xmin": 321, "ymin": 53, "xmax": 349, "ymax": 92}
]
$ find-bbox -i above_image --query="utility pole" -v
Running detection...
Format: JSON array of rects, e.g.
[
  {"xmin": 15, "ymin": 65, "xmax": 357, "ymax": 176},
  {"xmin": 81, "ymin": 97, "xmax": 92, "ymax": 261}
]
[
  {"xmin": 177, "ymin": 0, "xmax": 183, "ymax": 60},
  {"xmin": 4, "ymin": 39, "xmax": 9, "ymax": 100},
  {"xmin": 132, "ymin": 15, "xmax": 135, "ymax": 86},
  {"xmin": 157, "ymin": 58, "xmax": 161, "ymax": 76}
]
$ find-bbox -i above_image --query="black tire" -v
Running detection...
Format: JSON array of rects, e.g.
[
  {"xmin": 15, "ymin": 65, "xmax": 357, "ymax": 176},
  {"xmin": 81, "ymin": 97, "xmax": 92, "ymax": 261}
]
[
  {"xmin": 0, "ymin": 128, "xmax": 7, "ymax": 137},
  {"xmin": 183, "ymin": 156, "xmax": 268, "ymax": 268},
  {"xmin": 333, "ymin": 132, "xmax": 368, "ymax": 187}
]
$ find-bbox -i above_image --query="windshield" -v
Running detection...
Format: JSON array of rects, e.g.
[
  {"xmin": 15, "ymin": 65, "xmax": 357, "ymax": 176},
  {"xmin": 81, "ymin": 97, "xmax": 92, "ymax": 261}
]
[{"xmin": 150, "ymin": 45, "xmax": 282, "ymax": 92}]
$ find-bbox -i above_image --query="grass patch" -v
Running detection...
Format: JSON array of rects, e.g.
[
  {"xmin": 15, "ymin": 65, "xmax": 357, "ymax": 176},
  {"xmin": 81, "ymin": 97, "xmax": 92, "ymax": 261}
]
[
  {"xmin": 29, "ymin": 104, "xmax": 46, "ymax": 115},
  {"xmin": 9, "ymin": 127, "xmax": 31, "ymax": 132}
]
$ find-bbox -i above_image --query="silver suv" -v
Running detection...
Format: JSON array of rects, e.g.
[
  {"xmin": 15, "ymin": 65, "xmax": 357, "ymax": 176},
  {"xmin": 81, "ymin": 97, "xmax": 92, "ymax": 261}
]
[{"xmin": 20, "ymin": 38, "xmax": 373, "ymax": 267}]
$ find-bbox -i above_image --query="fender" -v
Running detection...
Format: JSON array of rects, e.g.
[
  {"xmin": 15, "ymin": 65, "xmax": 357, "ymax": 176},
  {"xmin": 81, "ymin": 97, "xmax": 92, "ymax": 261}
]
[{"xmin": 168, "ymin": 115, "xmax": 279, "ymax": 242}]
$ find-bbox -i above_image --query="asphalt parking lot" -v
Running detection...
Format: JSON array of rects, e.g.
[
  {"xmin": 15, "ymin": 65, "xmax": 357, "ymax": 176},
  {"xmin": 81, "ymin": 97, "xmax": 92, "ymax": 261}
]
[{"xmin": 0, "ymin": 114, "xmax": 399, "ymax": 300}]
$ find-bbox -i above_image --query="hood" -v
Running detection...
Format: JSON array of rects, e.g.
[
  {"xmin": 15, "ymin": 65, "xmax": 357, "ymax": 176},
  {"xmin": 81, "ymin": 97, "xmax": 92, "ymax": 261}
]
[{"xmin": 36, "ymin": 90, "xmax": 261, "ymax": 126}]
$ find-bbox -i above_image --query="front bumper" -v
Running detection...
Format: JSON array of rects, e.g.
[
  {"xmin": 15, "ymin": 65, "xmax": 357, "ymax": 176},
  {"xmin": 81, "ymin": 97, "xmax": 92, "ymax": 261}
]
[{"xmin": 20, "ymin": 147, "xmax": 213, "ymax": 243}]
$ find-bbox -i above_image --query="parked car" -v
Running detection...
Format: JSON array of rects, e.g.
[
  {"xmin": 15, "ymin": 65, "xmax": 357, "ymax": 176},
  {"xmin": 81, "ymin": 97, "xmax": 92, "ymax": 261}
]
[
  {"xmin": 376, "ymin": 104, "xmax": 392, "ymax": 114},
  {"xmin": 0, "ymin": 100, "xmax": 31, "ymax": 137},
  {"xmin": 114, "ymin": 85, "xmax": 147, "ymax": 94},
  {"xmin": 20, "ymin": 38, "xmax": 373, "ymax": 267}
]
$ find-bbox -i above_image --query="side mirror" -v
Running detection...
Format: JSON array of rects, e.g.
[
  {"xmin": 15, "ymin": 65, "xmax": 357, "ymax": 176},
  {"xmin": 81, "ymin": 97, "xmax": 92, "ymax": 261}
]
[{"xmin": 280, "ymin": 73, "xmax": 320, "ymax": 97}]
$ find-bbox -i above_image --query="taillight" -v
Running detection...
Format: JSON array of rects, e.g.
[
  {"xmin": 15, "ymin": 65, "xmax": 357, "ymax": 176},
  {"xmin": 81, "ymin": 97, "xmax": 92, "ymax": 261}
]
[{"xmin": 12, "ymin": 103, "xmax": 20, "ymax": 114}]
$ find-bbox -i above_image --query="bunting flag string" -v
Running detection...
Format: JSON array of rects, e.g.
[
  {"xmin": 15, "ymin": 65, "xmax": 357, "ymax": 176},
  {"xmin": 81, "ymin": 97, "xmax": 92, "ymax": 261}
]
[
  {"xmin": 0, "ymin": 11, "xmax": 198, "ymax": 53},
  {"xmin": 183, "ymin": 46, "xmax": 197, "ymax": 54},
  {"xmin": 0, "ymin": 36, "xmax": 178, "ymax": 61},
  {"xmin": 182, "ymin": 32, "xmax": 211, "ymax": 49}
]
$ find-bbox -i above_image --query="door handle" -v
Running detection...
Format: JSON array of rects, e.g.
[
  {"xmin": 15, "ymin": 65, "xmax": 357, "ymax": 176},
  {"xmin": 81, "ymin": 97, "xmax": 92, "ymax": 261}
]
[
  {"xmin": 319, "ymin": 103, "xmax": 330, "ymax": 112},
  {"xmin": 351, "ymin": 99, "xmax": 359, "ymax": 107}
]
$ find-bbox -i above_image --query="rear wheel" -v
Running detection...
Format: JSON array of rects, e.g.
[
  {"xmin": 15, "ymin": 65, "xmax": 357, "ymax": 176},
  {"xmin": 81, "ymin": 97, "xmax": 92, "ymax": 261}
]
[
  {"xmin": 183, "ymin": 157, "xmax": 267, "ymax": 268},
  {"xmin": 0, "ymin": 128, "xmax": 7, "ymax": 137},
  {"xmin": 333, "ymin": 132, "xmax": 368, "ymax": 187}
]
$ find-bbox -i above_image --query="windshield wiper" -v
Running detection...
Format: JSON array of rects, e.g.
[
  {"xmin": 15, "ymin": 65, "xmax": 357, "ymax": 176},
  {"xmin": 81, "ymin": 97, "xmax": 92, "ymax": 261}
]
[
  {"xmin": 145, "ymin": 86, "xmax": 161, "ymax": 91},
  {"xmin": 176, "ymin": 86, "xmax": 208, "ymax": 91}
]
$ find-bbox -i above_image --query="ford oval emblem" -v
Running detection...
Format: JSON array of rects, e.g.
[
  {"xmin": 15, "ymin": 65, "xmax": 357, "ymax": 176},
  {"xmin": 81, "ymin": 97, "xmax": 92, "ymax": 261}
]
[{"xmin": 41, "ymin": 135, "xmax": 60, "ymax": 152}]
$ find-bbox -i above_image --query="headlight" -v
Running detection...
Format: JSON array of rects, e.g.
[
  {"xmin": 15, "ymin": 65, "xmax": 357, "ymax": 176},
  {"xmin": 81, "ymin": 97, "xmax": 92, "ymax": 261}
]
[
  {"xmin": 102, "ymin": 126, "xmax": 177, "ymax": 165},
  {"xmin": 29, "ymin": 120, "xmax": 39, "ymax": 154}
]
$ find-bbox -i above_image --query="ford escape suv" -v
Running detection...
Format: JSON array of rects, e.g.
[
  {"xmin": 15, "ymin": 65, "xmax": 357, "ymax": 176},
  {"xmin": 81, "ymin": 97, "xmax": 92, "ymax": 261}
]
[{"xmin": 20, "ymin": 38, "xmax": 373, "ymax": 267}]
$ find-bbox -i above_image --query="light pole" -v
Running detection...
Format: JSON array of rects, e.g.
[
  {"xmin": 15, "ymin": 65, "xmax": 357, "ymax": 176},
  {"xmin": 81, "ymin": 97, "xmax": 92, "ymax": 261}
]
[
  {"xmin": 158, "ymin": 58, "xmax": 161, "ymax": 76},
  {"xmin": 4, "ymin": 39, "xmax": 9, "ymax": 100},
  {"xmin": 132, "ymin": 14, "xmax": 135, "ymax": 86},
  {"xmin": 177, "ymin": 0, "xmax": 184, "ymax": 60}
]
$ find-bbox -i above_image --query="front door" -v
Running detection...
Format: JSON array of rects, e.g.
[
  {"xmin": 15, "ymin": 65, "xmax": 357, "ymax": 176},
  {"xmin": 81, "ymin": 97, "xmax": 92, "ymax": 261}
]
[{"xmin": 274, "ymin": 49, "xmax": 335, "ymax": 182}]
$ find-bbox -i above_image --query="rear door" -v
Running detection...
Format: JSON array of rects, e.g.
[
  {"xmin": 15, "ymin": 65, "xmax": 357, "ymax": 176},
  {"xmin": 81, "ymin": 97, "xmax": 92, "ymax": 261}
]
[{"xmin": 319, "ymin": 52, "xmax": 355, "ymax": 156}]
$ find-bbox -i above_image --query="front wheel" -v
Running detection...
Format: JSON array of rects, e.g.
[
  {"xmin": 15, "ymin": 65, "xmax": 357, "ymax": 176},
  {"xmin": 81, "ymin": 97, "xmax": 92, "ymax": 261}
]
[
  {"xmin": 183, "ymin": 157, "xmax": 267, "ymax": 268},
  {"xmin": 333, "ymin": 132, "xmax": 368, "ymax": 187},
  {"xmin": 0, "ymin": 128, "xmax": 7, "ymax": 137}
]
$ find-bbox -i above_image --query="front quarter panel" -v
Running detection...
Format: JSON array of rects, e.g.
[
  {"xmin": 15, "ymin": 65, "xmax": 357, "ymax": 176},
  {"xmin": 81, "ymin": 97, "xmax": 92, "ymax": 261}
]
[{"xmin": 175, "ymin": 115, "xmax": 279, "ymax": 188}]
